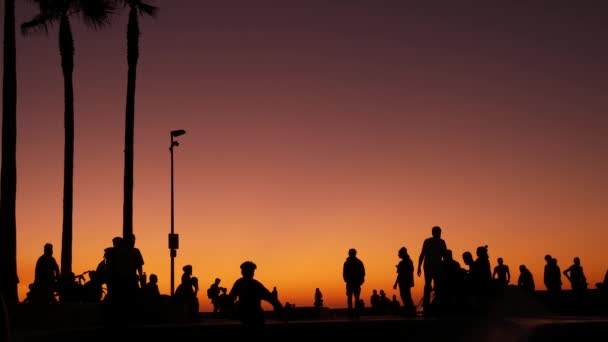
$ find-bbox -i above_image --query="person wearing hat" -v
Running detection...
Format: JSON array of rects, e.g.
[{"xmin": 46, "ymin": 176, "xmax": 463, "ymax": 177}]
[{"xmin": 228, "ymin": 261, "xmax": 282, "ymax": 327}]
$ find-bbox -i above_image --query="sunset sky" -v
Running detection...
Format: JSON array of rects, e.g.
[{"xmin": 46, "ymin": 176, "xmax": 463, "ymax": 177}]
[{"xmin": 2, "ymin": 1, "xmax": 607, "ymax": 312}]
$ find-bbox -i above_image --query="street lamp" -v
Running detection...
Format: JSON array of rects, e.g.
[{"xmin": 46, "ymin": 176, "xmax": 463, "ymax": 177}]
[{"xmin": 169, "ymin": 129, "xmax": 186, "ymax": 296}]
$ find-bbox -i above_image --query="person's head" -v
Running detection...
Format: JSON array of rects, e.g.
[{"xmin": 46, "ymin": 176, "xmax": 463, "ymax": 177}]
[
  {"xmin": 240, "ymin": 261, "xmax": 257, "ymax": 278},
  {"xmin": 214, "ymin": 277, "xmax": 221, "ymax": 284},
  {"xmin": 476, "ymin": 245, "xmax": 488, "ymax": 258},
  {"xmin": 544, "ymin": 254, "xmax": 552, "ymax": 263},
  {"xmin": 149, "ymin": 274, "xmax": 158, "ymax": 284},
  {"xmin": 43, "ymin": 243, "xmax": 53, "ymax": 255},
  {"xmin": 431, "ymin": 226, "xmax": 442, "ymax": 238},
  {"xmin": 398, "ymin": 247, "xmax": 407, "ymax": 259},
  {"xmin": 183, "ymin": 264, "xmax": 192, "ymax": 274},
  {"xmin": 497, "ymin": 257, "xmax": 503, "ymax": 265},
  {"xmin": 112, "ymin": 236, "xmax": 123, "ymax": 247},
  {"xmin": 462, "ymin": 251, "xmax": 474, "ymax": 265},
  {"xmin": 348, "ymin": 248, "xmax": 357, "ymax": 257},
  {"xmin": 444, "ymin": 249, "xmax": 453, "ymax": 261},
  {"xmin": 519, "ymin": 264, "xmax": 527, "ymax": 272},
  {"xmin": 573, "ymin": 257, "xmax": 580, "ymax": 265}
]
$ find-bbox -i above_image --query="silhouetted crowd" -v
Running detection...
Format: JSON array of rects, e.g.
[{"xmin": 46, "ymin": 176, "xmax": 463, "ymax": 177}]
[{"xmin": 22, "ymin": 226, "xmax": 608, "ymax": 326}]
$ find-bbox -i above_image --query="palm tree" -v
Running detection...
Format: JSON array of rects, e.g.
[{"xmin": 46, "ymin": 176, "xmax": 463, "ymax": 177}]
[
  {"xmin": 118, "ymin": 0, "xmax": 158, "ymax": 239},
  {"xmin": 21, "ymin": 0, "xmax": 114, "ymax": 277},
  {"xmin": 0, "ymin": 0, "xmax": 19, "ymax": 304}
]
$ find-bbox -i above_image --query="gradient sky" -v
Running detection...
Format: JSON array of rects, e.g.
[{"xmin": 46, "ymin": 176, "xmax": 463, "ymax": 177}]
[{"xmin": 2, "ymin": 1, "xmax": 607, "ymax": 312}]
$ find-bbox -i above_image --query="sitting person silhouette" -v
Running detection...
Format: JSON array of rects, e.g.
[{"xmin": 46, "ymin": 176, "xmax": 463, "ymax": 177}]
[{"xmin": 228, "ymin": 261, "xmax": 282, "ymax": 327}]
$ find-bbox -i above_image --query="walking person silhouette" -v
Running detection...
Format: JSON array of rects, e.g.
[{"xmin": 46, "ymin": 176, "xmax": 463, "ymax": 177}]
[
  {"xmin": 393, "ymin": 246, "xmax": 415, "ymax": 316},
  {"xmin": 417, "ymin": 226, "xmax": 447, "ymax": 314},
  {"xmin": 343, "ymin": 248, "xmax": 366, "ymax": 319}
]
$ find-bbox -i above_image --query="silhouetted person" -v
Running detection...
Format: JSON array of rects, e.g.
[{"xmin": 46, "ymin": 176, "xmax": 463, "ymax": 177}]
[
  {"xmin": 563, "ymin": 257, "xmax": 587, "ymax": 292},
  {"xmin": 143, "ymin": 274, "xmax": 163, "ymax": 323},
  {"xmin": 81, "ymin": 270, "xmax": 104, "ymax": 303},
  {"xmin": 314, "ymin": 288, "xmax": 324, "ymax": 308},
  {"xmin": 465, "ymin": 245, "xmax": 492, "ymax": 314},
  {"xmin": 217, "ymin": 287, "xmax": 233, "ymax": 318},
  {"xmin": 102, "ymin": 237, "xmax": 119, "ymax": 303},
  {"xmin": 390, "ymin": 294, "xmax": 401, "ymax": 316},
  {"xmin": 472, "ymin": 246, "xmax": 492, "ymax": 292},
  {"xmin": 417, "ymin": 226, "xmax": 447, "ymax": 312},
  {"xmin": 435, "ymin": 249, "xmax": 465, "ymax": 315},
  {"xmin": 228, "ymin": 261, "xmax": 282, "ymax": 327},
  {"xmin": 124, "ymin": 233, "xmax": 145, "ymax": 290},
  {"xmin": 493, "ymin": 257, "xmax": 511, "ymax": 286},
  {"xmin": 518, "ymin": 265, "xmax": 535, "ymax": 294},
  {"xmin": 378, "ymin": 289, "xmax": 391, "ymax": 315},
  {"xmin": 343, "ymin": 248, "xmax": 366, "ymax": 319},
  {"xmin": 33, "ymin": 243, "xmax": 60, "ymax": 304},
  {"xmin": 393, "ymin": 246, "xmax": 415, "ymax": 315},
  {"xmin": 174, "ymin": 265, "xmax": 199, "ymax": 322},
  {"xmin": 544, "ymin": 254, "xmax": 562, "ymax": 292},
  {"xmin": 596, "ymin": 269, "xmax": 608, "ymax": 290},
  {"xmin": 370, "ymin": 289, "xmax": 380, "ymax": 314},
  {"xmin": 207, "ymin": 277, "xmax": 222, "ymax": 316},
  {"xmin": 144, "ymin": 273, "xmax": 161, "ymax": 303}
]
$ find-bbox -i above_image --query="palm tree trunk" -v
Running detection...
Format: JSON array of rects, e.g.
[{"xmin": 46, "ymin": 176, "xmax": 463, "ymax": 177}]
[
  {"xmin": 0, "ymin": 0, "xmax": 19, "ymax": 304},
  {"xmin": 59, "ymin": 16, "xmax": 75, "ymax": 277},
  {"xmin": 123, "ymin": 7, "xmax": 139, "ymax": 238}
]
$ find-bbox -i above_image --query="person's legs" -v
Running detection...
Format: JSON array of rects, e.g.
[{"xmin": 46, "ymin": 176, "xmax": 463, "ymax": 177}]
[
  {"xmin": 353, "ymin": 286, "xmax": 362, "ymax": 318},
  {"xmin": 346, "ymin": 284, "xmax": 354, "ymax": 309},
  {"xmin": 423, "ymin": 272, "xmax": 433, "ymax": 308}
]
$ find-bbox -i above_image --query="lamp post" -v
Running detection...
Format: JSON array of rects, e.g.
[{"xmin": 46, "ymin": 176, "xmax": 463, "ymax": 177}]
[{"xmin": 169, "ymin": 129, "xmax": 186, "ymax": 296}]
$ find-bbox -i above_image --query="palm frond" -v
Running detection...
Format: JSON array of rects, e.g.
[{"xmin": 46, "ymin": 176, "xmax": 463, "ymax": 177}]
[
  {"xmin": 21, "ymin": 13, "xmax": 56, "ymax": 35},
  {"xmin": 136, "ymin": 2, "xmax": 158, "ymax": 17},
  {"xmin": 77, "ymin": 0, "xmax": 116, "ymax": 30}
]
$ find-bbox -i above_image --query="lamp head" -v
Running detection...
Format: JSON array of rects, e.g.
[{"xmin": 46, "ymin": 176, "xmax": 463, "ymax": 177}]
[{"xmin": 171, "ymin": 129, "xmax": 186, "ymax": 137}]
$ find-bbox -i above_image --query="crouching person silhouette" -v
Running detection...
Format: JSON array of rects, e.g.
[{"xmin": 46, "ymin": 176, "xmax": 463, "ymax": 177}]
[{"xmin": 228, "ymin": 261, "xmax": 282, "ymax": 328}]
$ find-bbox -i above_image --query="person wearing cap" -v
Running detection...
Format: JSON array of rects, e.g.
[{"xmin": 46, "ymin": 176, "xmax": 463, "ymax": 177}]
[{"xmin": 228, "ymin": 261, "xmax": 282, "ymax": 327}]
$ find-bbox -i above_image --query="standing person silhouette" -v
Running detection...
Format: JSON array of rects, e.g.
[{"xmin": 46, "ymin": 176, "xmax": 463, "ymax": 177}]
[
  {"xmin": 342, "ymin": 248, "xmax": 366, "ymax": 319},
  {"xmin": 417, "ymin": 226, "xmax": 447, "ymax": 313},
  {"xmin": 493, "ymin": 257, "xmax": 511, "ymax": 286},
  {"xmin": 563, "ymin": 257, "xmax": 588, "ymax": 292},
  {"xmin": 543, "ymin": 254, "xmax": 562, "ymax": 293},
  {"xmin": 34, "ymin": 243, "xmax": 61, "ymax": 304},
  {"xmin": 393, "ymin": 246, "xmax": 415, "ymax": 316},
  {"xmin": 228, "ymin": 261, "xmax": 282, "ymax": 328},
  {"xmin": 207, "ymin": 277, "xmax": 222, "ymax": 316},
  {"xmin": 174, "ymin": 265, "xmax": 199, "ymax": 322}
]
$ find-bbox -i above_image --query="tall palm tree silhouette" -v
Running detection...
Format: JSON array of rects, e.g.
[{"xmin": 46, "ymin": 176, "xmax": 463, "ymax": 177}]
[
  {"xmin": 119, "ymin": 0, "xmax": 158, "ymax": 239},
  {"xmin": 0, "ymin": 0, "xmax": 19, "ymax": 304},
  {"xmin": 21, "ymin": 0, "xmax": 114, "ymax": 277}
]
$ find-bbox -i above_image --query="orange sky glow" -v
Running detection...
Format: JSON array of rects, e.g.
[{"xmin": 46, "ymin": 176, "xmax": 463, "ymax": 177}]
[{"xmin": 2, "ymin": 1, "xmax": 607, "ymax": 312}]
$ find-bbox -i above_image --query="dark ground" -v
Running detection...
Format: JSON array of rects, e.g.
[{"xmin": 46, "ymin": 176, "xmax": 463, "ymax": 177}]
[{"xmin": 6, "ymin": 288, "xmax": 608, "ymax": 342}]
